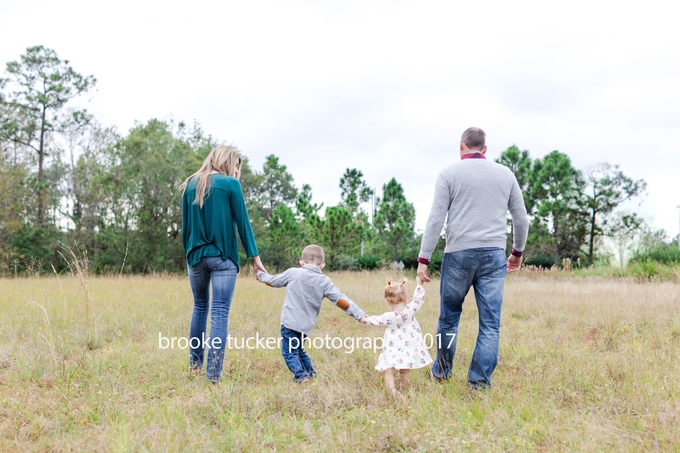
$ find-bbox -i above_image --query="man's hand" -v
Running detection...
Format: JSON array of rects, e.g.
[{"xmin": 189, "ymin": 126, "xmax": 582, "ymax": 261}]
[
  {"xmin": 360, "ymin": 314, "xmax": 368, "ymax": 324},
  {"xmin": 253, "ymin": 256, "xmax": 267, "ymax": 279},
  {"xmin": 507, "ymin": 255, "xmax": 522, "ymax": 273},
  {"xmin": 417, "ymin": 263, "xmax": 431, "ymax": 283}
]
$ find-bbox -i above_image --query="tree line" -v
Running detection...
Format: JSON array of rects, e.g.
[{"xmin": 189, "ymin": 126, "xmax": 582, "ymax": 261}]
[{"xmin": 1, "ymin": 46, "xmax": 674, "ymax": 275}]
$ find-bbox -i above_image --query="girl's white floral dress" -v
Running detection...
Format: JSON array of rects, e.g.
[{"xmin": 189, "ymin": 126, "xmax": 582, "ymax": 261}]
[{"xmin": 366, "ymin": 285, "xmax": 433, "ymax": 371}]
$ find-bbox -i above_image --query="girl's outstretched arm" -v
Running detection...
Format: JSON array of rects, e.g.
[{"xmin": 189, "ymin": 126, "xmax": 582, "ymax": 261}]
[
  {"xmin": 363, "ymin": 313, "xmax": 389, "ymax": 326},
  {"xmin": 364, "ymin": 312, "xmax": 403, "ymax": 326},
  {"xmin": 402, "ymin": 285, "xmax": 426, "ymax": 317}
]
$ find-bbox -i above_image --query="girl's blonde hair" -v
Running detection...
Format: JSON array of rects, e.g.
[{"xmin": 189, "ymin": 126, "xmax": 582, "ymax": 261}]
[
  {"xmin": 384, "ymin": 278, "xmax": 407, "ymax": 305},
  {"xmin": 179, "ymin": 145, "xmax": 242, "ymax": 208}
]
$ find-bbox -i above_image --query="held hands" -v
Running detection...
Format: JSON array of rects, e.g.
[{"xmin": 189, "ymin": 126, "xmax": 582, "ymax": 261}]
[
  {"xmin": 416, "ymin": 275, "xmax": 424, "ymax": 287},
  {"xmin": 360, "ymin": 314, "xmax": 369, "ymax": 324},
  {"xmin": 253, "ymin": 256, "xmax": 267, "ymax": 279},
  {"xmin": 416, "ymin": 263, "xmax": 431, "ymax": 283},
  {"xmin": 507, "ymin": 254, "xmax": 522, "ymax": 273}
]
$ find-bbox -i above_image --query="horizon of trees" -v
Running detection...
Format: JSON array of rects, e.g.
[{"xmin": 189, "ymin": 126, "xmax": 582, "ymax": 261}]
[{"xmin": 1, "ymin": 46, "xmax": 676, "ymax": 275}]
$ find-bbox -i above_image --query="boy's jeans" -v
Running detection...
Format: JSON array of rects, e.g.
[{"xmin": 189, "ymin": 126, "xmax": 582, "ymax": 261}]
[
  {"xmin": 431, "ymin": 247, "xmax": 507, "ymax": 387},
  {"xmin": 280, "ymin": 325, "xmax": 316, "ymax": 382},
  {"xmin": 187, "ymin": 256, "xmax": 238, "ymax": 382}
]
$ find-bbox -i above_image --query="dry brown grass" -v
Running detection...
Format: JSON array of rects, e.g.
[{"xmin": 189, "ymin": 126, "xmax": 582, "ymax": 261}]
[{"xmin": 0, "ymin": 270, "xmax": 679, "ymax": 451}]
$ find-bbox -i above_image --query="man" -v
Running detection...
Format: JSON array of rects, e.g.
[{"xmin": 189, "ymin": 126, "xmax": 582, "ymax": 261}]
[{"xmin": 417, "ymin": 127, "xmax": 528, "ymax": 388}]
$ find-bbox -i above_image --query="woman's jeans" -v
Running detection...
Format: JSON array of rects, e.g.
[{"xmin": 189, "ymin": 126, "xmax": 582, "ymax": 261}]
[
  {"xmin": 431, "ymin": 247, "xmax": 507, "ymax": 387},
  {"xmin": 188, "ymin": 256, "xmax": 238, "ymax": 382}
]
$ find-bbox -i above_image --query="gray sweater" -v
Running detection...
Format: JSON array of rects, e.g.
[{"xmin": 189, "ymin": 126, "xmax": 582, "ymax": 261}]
[
  {"xmin": 257, "ymin": 265, "xmax": 366, "ymax": 335},
  {"xmin": 419, "ymin": 157, "xmax": 529, "ymax": 259}
]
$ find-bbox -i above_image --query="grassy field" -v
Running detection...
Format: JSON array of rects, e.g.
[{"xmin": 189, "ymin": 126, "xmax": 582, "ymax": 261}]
[{"xmin": 1, "ymin": 269, "xmax": 679, "ymax": 452}]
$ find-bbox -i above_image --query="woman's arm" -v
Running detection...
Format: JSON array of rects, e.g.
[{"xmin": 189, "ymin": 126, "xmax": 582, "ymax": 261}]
[
  {"xmin": 228, "ymin": 179, "xmax": 267, "ymax": 275},
  {"xmin": 181, "ymin": 191, "xmax": 189, "ymax": 253},
  {"xmin": 253, "ymin": 256, "xmax": 267, "ymax": 275},
  {"xmin": 229, "ymin": 179, "xmax": 258, "ymax": 256}
]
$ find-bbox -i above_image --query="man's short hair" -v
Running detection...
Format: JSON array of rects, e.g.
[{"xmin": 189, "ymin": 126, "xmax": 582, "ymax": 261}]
[
  {"xmin": 301, "ymin": 244, "xmax": 325, "ymax": 265},
  {"xmin": 461, "ymin": 127, "xmax": 486, "ymax": 150}
]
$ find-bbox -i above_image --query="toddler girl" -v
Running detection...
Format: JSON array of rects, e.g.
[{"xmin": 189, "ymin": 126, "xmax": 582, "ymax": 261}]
[{"xmin": 362, "ymin": 277, "xmax": 432, "ymax": 393}]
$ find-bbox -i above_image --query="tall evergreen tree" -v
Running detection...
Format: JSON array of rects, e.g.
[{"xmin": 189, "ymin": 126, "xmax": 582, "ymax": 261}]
[
  {"xmin": 0, "ymin": 46, "xmax": 96, "ymax": 224},
  {"xmin": 295, "ymin": 183, "xmax": 324, "ymax": 221},
  {"xmin": 267, "ymin": 204, "xmax": 302, "ymax": 270},
  {"xmin": 495, "ymin": 145, "xmax": 533, "ymax": 211},
  {"xmin": 339, "ymin": 168, "xmax": 372, "ymax": 215},
  {"xmin": 529, "ymin": 151, "xmax": 587, "ymax": 264},
  {"xmin": 257, "ymin": 155, "xmax": 298, "ymax": 223},
  {"xmin": 310, "ymin": 205, "xmax": 358, "ymax": 269},
  {"xmin": 374, "ymin": 178, "xmax": 415, "ymax": 262}
]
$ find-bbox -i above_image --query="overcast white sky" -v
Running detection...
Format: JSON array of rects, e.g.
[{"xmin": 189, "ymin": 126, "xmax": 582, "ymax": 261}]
[{"xmin": 2, "ymin": 0, "xmax": 679, "ymax": 238}]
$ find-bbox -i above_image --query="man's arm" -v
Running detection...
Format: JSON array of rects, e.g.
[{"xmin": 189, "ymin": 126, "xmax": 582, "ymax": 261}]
[
  {"xmin": 418, "ymin": 172, "xmax": 450, "ymax": 282},
  {"xmin": 324, "ymin": 282, "xmax": 366, "ymax": 322},
  {"xmin": 507, "ymin": 177, "xmax": 529, "ymax": 273},
  {"xmin": 256, "ymin": 269, "xmax": 293, "ymax": 288}
]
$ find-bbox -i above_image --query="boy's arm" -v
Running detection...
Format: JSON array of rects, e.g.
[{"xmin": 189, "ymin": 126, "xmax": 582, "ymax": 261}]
[
  {"xmin": 256, "ymin": 269, "xmax": 293, "ymax": 288},
  {"xmin": 323, "ymin": 281, "xmax": 366, "ymax": 322}
]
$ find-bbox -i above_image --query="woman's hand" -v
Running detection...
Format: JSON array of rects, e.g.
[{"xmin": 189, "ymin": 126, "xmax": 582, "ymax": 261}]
[{"xmin": 253, "ymin": 256, "xmax": 267, "ymax": 278}]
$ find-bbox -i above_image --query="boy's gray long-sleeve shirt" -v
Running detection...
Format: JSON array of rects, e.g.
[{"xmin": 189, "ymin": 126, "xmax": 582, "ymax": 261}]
[
  {"xmin": 419, "ymin": 158, "xmax": 529, "ymax": 259},
  {"xmin": 257, "ymin": 265, "xmax": 366, "ymax": 335}
]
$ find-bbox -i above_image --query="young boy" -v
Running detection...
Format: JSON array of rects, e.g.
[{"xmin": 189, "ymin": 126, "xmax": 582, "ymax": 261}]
[{"xmin": 256, "ymin": 244, "xmax": 367, "ymax": 383}]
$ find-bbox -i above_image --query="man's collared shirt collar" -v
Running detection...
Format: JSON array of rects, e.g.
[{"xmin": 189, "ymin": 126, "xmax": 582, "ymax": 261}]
[{"xmin": 461, "ymin": 153, "xmax": 486, "ymax": 160}]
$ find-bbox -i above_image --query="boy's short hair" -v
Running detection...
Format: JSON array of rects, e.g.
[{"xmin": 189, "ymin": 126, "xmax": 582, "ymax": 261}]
[{"xmin": 301, "ymin": 245, "xmax": 325, "ymax": 265}]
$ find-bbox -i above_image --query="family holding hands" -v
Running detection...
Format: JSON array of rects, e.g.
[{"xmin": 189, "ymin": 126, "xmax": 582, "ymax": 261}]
[{"xmin": 181, "ymin": 127, "xmax": 529, "ymax": 394}]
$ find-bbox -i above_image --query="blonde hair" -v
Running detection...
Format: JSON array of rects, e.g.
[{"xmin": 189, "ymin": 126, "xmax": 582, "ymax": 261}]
[
  {"xmin": 384, "ymin": 278, "xmax": 407, "ymax": 305},
  {"xmin": 301, "ymin": 245, "xmax": 325, "ymax": 266},
  {"xmin": 179, "ymin": 145, "xmax": 242, "ymax": 208}
]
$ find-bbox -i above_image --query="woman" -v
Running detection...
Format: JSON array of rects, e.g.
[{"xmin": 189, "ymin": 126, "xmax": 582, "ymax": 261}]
[{"xmin": 180, "ymin": 145, "xmax": 266, "ymax": 383}]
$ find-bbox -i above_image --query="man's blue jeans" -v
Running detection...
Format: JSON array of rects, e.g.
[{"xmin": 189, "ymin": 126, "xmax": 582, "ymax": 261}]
[
  {"xmin": 187, "ymin": 256, "xmax": 238, "ymax": 382},
  {"xmin": 432, "ymin": 247, "xmax": 507, "ymax": 387},
  {"xmin": 280, "ymin": 325, "xmax": 316, "ymax": 382}
]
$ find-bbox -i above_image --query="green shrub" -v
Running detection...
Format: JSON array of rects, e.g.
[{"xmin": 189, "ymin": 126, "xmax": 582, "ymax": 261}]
[
  {"xmin": 627, "ymin": 260, "xmax": 678, "ymax": 282},
  {"xmin": 631, "ymin": 244, "xmax": 680, "ymax": 265},
  {"xmin": 524, "ymin": 255, "xmax": 555, "ymax": 269},
  {"xmin": 356, "ymin": 255, "xmax": 380, "ymax": 270}
]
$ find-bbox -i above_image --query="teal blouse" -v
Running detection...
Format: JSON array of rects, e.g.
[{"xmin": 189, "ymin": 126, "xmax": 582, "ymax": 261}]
[{"xmin": 182, "ymin": 174, "xmax": 258, "ymax": 269}]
